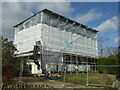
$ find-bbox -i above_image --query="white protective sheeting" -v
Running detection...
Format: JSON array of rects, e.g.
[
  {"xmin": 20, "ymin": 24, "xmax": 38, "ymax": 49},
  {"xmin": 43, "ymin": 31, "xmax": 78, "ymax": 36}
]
[
  {"xmin": 41, "ymin": 22, "xmax": 98, "ymax": 57},
  {"xmin": 14, "ymin": 24, "xmax": 42, "ymax": 54},
  {"xmin": 14, "ymin": 11, "xmax": 98, "ymax": 57}
]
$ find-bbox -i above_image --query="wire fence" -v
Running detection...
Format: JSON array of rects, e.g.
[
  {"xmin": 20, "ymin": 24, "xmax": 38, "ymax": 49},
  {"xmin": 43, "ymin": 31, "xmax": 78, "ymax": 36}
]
[
  {"xmin": 88, "ymin": 65, "xmax": 119, "ymax": 87},
  {"xmin": 61, "ymin": 65, "xmax": 119, "ymax": 87},
  {"xmin": 34, "ymin": 64, "xmax": 116, "ymax": 87},
  {"xmin": 35, "ymin": 63, "xmax": 119, "ymax": 88}
]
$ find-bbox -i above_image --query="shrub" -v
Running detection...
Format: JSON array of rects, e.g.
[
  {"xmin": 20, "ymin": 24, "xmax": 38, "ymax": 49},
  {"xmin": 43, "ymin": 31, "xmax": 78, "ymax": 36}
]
[{"xmin": 97, "ymin": 57, "xmax": 118, "ymax": 74}]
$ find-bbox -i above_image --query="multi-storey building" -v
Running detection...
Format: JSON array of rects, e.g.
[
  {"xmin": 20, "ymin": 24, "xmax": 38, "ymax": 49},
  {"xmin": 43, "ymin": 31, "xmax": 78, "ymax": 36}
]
[{"xmin": 14, "ymin": 9, "xmax": 98, "ymax": 75}]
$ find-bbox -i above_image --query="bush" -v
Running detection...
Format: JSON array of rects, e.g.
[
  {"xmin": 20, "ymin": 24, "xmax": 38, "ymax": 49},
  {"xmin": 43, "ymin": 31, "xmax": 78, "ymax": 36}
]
[
  {"xmin": 97, "ymin": 57, "xmax": 117, "ymax": 65},
  {"xmin": 2, "ymin": 67, "xmax": 14, "ymax": 83},
  {"xmin": 2, "ymin": 58, "xmax": 21, "ymax": 83},
  {"xmin": 97, "ymin": 57, "xmax": 118, "ymax": 74}
]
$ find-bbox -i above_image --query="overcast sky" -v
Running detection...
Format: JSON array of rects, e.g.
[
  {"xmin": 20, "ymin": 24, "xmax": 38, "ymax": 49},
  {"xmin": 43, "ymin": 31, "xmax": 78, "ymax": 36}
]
[{"xmin": 1, "ymin": 2, "xmax": 119, "ymax": 47}]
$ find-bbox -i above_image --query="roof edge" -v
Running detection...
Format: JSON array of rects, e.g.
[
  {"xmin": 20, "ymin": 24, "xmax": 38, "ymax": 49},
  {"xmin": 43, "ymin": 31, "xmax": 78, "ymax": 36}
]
[{"xmin": 14, "ymin": 8, "xmax": 98, "ymax": 32}]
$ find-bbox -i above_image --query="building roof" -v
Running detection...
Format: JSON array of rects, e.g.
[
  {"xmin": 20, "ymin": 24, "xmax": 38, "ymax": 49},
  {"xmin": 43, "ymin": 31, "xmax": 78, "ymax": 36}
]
[{"xmin": 14, "ymin": 9, "xmax": 98, "ymax": 32}]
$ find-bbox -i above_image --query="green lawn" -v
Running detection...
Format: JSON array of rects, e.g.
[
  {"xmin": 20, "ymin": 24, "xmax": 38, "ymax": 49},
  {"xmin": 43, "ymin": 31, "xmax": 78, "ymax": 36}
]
[{"xmin": 57, "ymin": 72, "xmax": 116, "ymax": 85}]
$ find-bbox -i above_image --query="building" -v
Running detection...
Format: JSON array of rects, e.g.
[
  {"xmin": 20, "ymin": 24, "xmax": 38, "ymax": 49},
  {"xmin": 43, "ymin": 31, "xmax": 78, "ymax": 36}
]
[{"xmin": 14, "ymin": 9, "xmax": 98, "ymax": 75}]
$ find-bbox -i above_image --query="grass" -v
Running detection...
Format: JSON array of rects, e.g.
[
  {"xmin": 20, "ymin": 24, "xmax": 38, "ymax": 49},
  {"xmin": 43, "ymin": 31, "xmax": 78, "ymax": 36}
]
[
  {"xmin": 57, "ymin": 72, "xmax": 116, "ymax": 85},
  {"xmin": 2, "ymin": 82, "xmax": 54, "ymax": 89}
]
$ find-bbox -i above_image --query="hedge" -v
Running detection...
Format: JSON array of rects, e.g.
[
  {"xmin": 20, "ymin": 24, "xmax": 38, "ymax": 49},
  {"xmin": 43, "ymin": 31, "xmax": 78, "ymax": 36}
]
[{"xmin": 97, "ymin": 57, "xmax": 118, "ymax": 74}]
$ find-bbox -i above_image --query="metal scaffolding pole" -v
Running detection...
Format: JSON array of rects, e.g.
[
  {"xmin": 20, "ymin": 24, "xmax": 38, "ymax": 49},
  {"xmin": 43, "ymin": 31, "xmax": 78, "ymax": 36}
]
[
  {"xmin": 82, "ymin": 57, "xmax": 84, "ymax": 74},
  {"xmin": 63, "ymin": 54, "xmax": 66, "ymax": 88},
  {"xmin": 19, "ymin": 57, "xmax": 23, "ymax": 82},
  {"xmin": 86, "ymin": 65, "xmax": 89, "ymax": 86},
  {"xmin": 76, "ymin": 55, "xmax": 78, "ymax": 74}
]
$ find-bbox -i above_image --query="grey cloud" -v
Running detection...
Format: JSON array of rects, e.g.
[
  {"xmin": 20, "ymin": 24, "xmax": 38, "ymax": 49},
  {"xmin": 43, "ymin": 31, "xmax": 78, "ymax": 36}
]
[
  {"xmin": 96, "ymin": 16, "xmax": 118, "ymax": 33},
  {"xmin": 2, "ymin": 2, "xmax": 73, "ymax": 41},
  {"xmin": 75, "ymin": 9, "xmax": 102, "ymax": 24}
]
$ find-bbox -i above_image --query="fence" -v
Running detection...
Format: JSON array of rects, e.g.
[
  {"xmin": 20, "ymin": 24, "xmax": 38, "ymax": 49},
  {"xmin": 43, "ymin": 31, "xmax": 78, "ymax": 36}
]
[
  {"xmin": 2, "ymin": 63, "xmax": 120, "ymax": 89},
  {"xmin": 87, "ymin": 65, "xmax": 119, "ymax": 87},
  {"xmin": 61, "ymin": 65, "xmax": 119, "ymax": 88}
]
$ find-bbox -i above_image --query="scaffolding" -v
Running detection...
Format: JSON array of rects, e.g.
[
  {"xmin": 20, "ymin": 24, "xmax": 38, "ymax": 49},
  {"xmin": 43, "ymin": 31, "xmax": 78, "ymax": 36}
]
[{"xmin": 14, "ymin": 9, "xmax": 98, "ymax": 75}]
